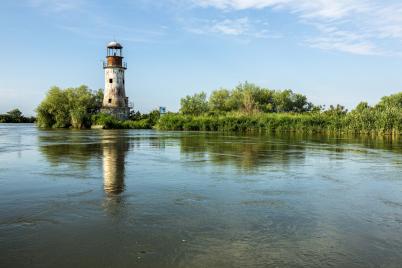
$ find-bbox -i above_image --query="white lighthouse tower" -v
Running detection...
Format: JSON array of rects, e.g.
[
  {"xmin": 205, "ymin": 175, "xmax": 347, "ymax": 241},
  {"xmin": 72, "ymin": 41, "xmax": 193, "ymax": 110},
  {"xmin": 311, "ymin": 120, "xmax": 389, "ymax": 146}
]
[{"xmin": 102, "ymin": 41, "xmax": 130, "ymax": 119}]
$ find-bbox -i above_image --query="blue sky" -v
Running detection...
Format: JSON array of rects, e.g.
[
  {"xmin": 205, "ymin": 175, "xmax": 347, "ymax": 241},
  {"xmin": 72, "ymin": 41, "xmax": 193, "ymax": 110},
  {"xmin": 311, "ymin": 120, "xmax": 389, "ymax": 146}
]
[{"xmin": 1, "ymin": 0, "xmax": 402, "ymax": 115}]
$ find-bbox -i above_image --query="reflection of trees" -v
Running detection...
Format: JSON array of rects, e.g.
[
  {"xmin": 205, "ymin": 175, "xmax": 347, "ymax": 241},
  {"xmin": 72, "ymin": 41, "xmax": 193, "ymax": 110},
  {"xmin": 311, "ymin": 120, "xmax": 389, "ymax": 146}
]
[
  {"xmin": 38, "ymin": 130, "xmax": 402, "ymax": 176},
  {"xmin": 149, "ymin": 136, "xmax": 167, "ymax": 149},
  {"xmin": 178, "ymin": 132, "xmax": 402, "ymax": 171},
  {"xmin": 179, "ymin": 133, "xmax": 306, "ymax": 171},
  {"xmin": 38, "ymin": 131, "xmax": 101, "ymax": 167},
  {"xmin": 294, "ymin": 133, "xmax": 402, "ymax": 155}
]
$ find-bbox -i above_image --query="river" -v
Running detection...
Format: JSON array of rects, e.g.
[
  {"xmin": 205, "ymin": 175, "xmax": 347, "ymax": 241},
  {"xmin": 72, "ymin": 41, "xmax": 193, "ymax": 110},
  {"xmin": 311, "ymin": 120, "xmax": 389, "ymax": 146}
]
[{"xmin": 1, "ymin": 124, "xmax": 402, "ymax": 267}]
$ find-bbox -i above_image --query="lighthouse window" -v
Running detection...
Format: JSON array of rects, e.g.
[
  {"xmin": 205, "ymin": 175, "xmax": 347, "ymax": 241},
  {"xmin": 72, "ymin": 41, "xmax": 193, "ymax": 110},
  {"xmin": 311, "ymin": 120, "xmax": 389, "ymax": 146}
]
[
  {"xmin": 108, "ymin": 99, "xmax": 112, "ymax": 104},
  {"xmin": 123, "ymin": 79, "xmax": 125, "ymax": 84},
  {"xmin": 109, "ymin": 79, "xmax": 113, "ymax": 83}
]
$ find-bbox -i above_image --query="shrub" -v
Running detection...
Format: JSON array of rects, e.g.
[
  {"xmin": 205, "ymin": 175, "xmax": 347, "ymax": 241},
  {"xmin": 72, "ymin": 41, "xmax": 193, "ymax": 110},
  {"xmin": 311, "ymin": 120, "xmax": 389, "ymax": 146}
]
[{"xmin": 36, "ymin": 86, "xmax": 103, "ymax": 128}]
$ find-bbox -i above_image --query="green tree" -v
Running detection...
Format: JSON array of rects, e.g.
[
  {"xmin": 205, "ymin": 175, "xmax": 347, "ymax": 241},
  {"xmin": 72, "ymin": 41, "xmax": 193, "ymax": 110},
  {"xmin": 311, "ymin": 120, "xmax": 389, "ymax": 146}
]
[
  {"xmin": 272, "ymin": 90, "xmax": 293, "ymax": 112},
  {"xmin": 180, "ymin": 92, "xmax": 209, "ymax": 115},
  {"xmin": 377, "ymin": 92, "xmax": 402, "ymax": 109},
  {"xmin": 290, "ymin": 93, "xmax": 313, "ymax": 113},
  {"xmin": 129, "ymin": 110, "xmax": 143, "ymax": 121},
  {"xmin": 242, "ymin": 89, "xmax": 257, "ymax": 114},
  {"xmin": 36, "ymin": 85, "xmax": 103, "ymax": 128},
  {"xmin": 324, "ymin": 104, "xmax": 348, "ymax": 116},
  {"xmin": 148, "ymin": 110, "xmax": 161, "ymax": 126},
  {"xmin": 271, "ymin": 90, "xmax": 312, "ymax": 113},
  {"xmin": 6, "ymin": 108, "xmax": 23, "ymax": 122},
  {"xmin": 226, "ymin": 82, "xmax": 265, "ymax": 112},
  {"xmin": 209, "ymin": 89, "xmax": 231, "ymax": 113}
]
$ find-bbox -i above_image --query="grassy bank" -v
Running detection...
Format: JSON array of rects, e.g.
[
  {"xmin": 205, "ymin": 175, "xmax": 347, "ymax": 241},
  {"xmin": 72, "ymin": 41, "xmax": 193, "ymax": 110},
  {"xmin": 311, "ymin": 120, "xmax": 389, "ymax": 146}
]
[
  {"xmin": 156, "ymin": 84, "xmax": 402, "ymax": 135},
  {"xmin": 156, "ymin": 111, "xmax": 402, "ymax": 135},
  {"xmin": 91, "ymin": 113, "xmax": 153, "ymax": 129}
]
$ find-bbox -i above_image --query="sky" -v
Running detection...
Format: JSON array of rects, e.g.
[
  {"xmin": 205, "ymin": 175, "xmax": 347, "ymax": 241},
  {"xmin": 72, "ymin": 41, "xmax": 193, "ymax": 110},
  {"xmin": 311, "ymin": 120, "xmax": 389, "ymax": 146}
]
[{"xmin": 1, "ymin": 0, "xmax": 402, "ymax": 115}]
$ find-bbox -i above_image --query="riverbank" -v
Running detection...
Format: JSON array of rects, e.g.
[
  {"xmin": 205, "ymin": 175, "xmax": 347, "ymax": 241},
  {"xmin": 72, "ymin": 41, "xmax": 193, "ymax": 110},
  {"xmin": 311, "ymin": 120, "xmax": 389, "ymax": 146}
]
[
  {"xmin": 34, "ymin": 83, "xmax": 402, "ymax": 135},
  {"xmin": 156, "ymin": 112, "xmax": 402, "ymax": 135}
]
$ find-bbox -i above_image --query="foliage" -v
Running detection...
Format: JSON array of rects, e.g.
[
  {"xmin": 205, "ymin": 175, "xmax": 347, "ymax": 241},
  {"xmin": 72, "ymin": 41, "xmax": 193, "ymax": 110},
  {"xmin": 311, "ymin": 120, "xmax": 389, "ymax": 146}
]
[
  {"xmin": 377, "ymin": 92, "xmax": 402, "ymax": 109},
  {"xmin": 128, "ymin": 109, "xmax": 160, "ymax": 127},
  {"xmin": 129, "ymin": 110, "xmax": 143, "ymax": 121},
  {"xmin": 158, "ymin": 94, "xmax": 402, "ymax": 135},
  {"xmin": 0, "ymin": 108, "xmax": 35, "ymax": 123},
  {"xmin": 180, "ymin": 82, "xmax": 313, "ymax": 115},
  {"xmin": 157, "ymin": 113, "xmax": 329, "ymax": 132},
  {"xmin": 180, "ymin": 92, "xmax": 209, "ymax": 115},
  {"xmin": 91, "ymin": 113, "xmax": 120, "ymax": 128},
  {"xmin": 34, "ymin": 83, "xmax": 402, "ymax": 135},
  {"xmin": 143, "ymin": 110, "xmax": 161, "ymax": 126},
  {"xmin": 36, "ymin": 86, "xmax": 103, "ymax": 128},
  {"xmin": 209, "ymin": 88, "xmax": 232, "ymax": 113},
  {"xmin": 36, "ymin": 85, "xmax": 160, "ymax": 129},
  {"xmin": 92, "ymin": 113, "xmax": 153, "ymax": 129}
]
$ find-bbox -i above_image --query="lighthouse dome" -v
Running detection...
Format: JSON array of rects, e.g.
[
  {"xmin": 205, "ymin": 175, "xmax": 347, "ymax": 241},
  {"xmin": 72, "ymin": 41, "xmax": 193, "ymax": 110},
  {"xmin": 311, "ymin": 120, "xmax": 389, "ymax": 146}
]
[{"xmin": 107, "ymin": 41, "xmax": 123, "ymax": 49}]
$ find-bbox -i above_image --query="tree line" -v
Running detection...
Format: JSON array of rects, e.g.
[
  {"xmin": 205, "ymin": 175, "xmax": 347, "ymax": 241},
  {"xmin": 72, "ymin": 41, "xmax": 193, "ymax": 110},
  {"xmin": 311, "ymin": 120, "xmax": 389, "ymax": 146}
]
[
  {"xmin": 180, "ymin": 82, "xmax": 313, "ymax": 115},
  {"xmin": 33, "ymin": 82, "xmax": 402, "ymax": 135},
  {"xmin": 0, "ymin": 108, "xmax": 35, "ymax": 123},
  {"xmin": 158, "ymin": 83, "xmax": 402, "ymax": 135}
]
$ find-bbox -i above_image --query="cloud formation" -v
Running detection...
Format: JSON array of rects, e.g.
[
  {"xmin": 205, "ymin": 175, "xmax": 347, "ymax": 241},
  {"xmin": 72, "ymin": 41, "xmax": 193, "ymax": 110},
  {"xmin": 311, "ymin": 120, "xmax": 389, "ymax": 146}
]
[
  {"xmin": 25, "ymin": 0, "xmax": 402, "ymax": 56},
  {"xmin": 193, "ymin": 0, "xmax": 402, "ymax": 56},
  {"xmin": 186, "ymin": 17, "xmax": 280, "ymax": 40},
  {"xmin": 194, "ymin": 0, "xmax": 369, "ymax": 19}
]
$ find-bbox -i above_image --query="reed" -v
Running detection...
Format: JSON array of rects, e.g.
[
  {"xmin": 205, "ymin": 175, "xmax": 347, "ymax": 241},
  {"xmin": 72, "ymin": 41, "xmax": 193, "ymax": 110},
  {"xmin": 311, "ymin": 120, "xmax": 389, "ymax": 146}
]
[{"xmin": 156, "ymin": 111, "xmax": 402, "ymax": 135}]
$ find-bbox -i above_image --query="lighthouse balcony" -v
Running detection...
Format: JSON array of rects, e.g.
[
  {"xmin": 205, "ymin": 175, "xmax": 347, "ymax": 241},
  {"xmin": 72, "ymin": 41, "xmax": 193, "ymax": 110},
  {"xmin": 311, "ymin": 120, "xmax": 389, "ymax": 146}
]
[{"xmin": 103, "ymin": 61, "xmax": 127, "ymax": 69}]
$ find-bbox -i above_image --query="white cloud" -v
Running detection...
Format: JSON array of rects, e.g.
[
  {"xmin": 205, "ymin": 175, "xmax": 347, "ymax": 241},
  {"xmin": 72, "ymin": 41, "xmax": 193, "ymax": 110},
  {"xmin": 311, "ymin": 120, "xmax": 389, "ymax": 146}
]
[
  {"xmin": 307, "ymin": 36, "xmax": 378, "ymax": 56},
  {"xmin": 192, "ymin": 0, "xmax": 402, "ymax": 56},
  {"xmin": 212, "ymin": 17, "xmax": 249, "ymax": 35},
  {"xmin": 186, "ymin": 17, "xmax": 281, "ymax": 39},
  {"xmin": 304, "ymin": 24, "xmax": 381, "ymax": 55},
  {"xmin": 194, "ymin": 0, "xmax": 369, "ymax": 19}
]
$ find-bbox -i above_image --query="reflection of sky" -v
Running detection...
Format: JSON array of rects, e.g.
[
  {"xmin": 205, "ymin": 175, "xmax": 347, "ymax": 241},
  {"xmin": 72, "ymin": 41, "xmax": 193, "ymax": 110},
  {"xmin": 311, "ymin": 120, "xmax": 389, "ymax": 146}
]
[{"xmin": 1, "ymin": 127, "xmax": 402, "ymax": 267}]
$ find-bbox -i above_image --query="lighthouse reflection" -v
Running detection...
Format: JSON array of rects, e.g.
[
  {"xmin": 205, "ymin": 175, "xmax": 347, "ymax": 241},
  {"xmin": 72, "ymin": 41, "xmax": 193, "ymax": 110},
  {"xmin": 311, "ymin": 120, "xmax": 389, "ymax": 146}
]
[
  {"xmin": 102, "ymin": 131, "xmax": 129, "ymax": 196},
  {"xmin": 101, "ymin": 131, "xmax": 130, "ymax": 215},
  {"xmin": 103, "ymin": 142, "xmax": 125, "ymax": 195}
]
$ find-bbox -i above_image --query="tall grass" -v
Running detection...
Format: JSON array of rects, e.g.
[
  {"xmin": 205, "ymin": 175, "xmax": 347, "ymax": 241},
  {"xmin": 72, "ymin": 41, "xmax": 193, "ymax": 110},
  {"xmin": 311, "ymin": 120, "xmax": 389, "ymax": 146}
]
[
  {"xmin": 91, "ymin": 113, "xmax": 152, "ymax": 129},
  {"xmin": 156, "ymin": 111, "xmax": 402, "ymax": 135}
]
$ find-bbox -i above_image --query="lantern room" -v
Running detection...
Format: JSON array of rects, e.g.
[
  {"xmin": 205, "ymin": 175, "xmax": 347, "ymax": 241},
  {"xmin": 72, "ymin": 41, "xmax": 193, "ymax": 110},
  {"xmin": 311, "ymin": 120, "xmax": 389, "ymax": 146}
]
[
  {"xmin": 104, "ymin": 41, "xmax": 127, "ymax": 69},
  {"xmin": 107, "ymin": 41, "xmax": 123, "ymax": 56}
]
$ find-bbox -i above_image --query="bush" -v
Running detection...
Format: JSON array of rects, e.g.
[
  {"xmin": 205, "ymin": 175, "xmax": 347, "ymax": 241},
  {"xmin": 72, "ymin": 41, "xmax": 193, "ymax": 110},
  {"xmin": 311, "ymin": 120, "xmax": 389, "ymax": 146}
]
[
  {"xmin": 180, "ymin": 92, "xmax": 209, "ymax": 115},
  {"xmin": 36, "ymin": 85, "xmax": 103, "ymax": 128},
  {"xmin": 91, "ymin": 113, "xmax": 152, "ymax": 129}
]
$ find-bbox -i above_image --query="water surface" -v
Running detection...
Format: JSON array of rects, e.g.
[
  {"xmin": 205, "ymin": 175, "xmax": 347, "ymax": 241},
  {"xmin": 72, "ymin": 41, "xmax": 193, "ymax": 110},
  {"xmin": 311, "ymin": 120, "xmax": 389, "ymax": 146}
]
[{"xmin": 1, "ymin": 124, "xmax": 402, "ymax": 267}]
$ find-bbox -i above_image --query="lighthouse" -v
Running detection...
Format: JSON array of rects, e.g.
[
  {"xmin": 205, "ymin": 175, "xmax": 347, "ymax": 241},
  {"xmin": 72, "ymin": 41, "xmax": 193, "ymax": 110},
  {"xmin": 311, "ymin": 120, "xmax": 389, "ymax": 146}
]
[{"xmin": 102, "ymin": 41, "xmax": 130, "ymax": 119}]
